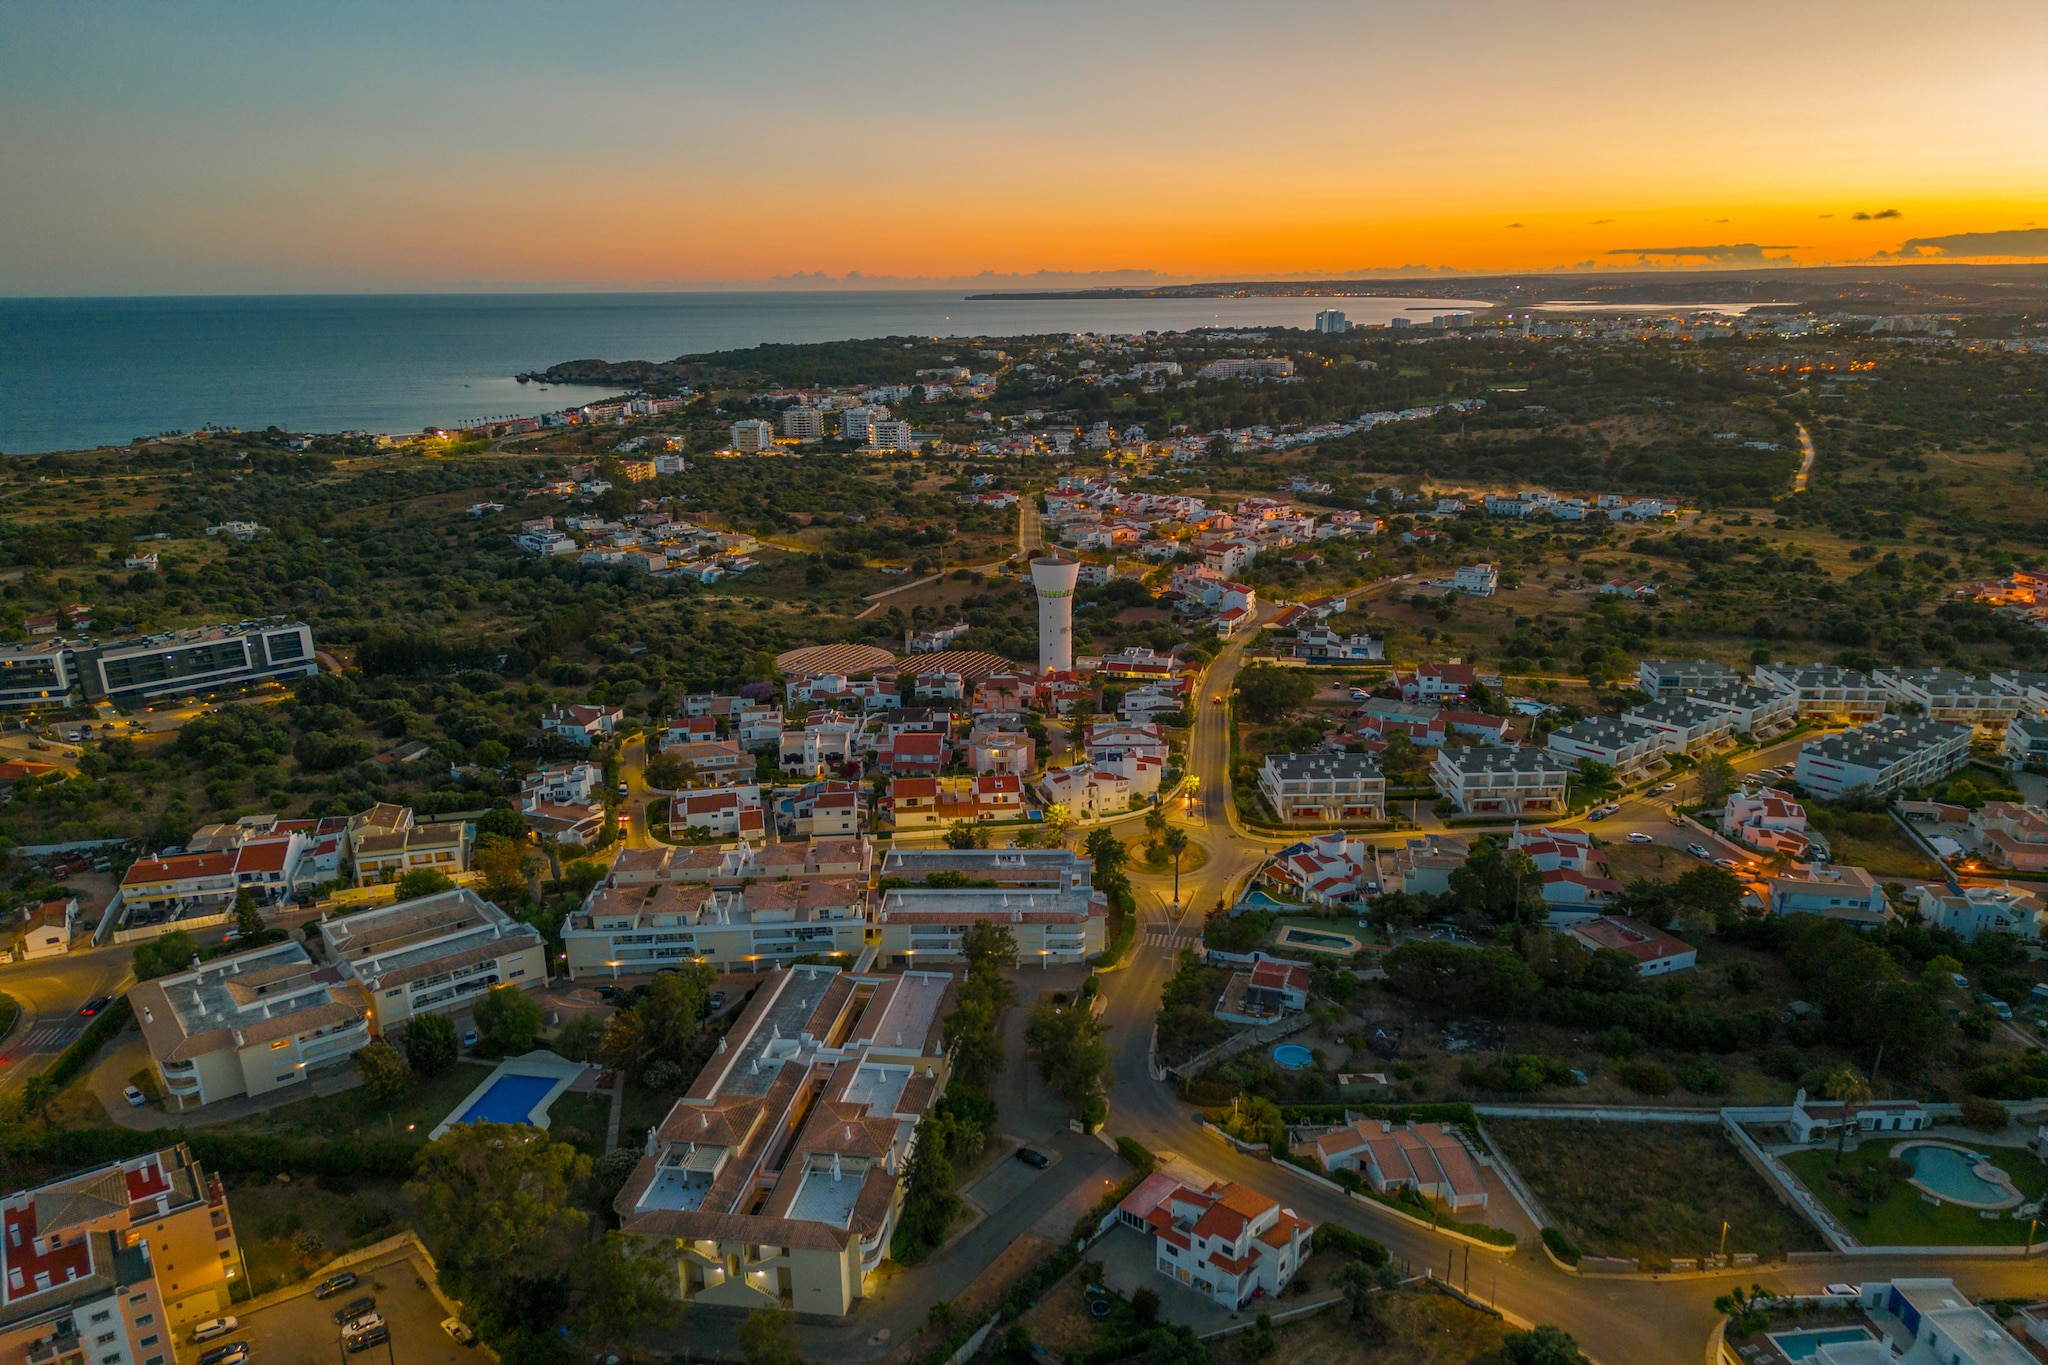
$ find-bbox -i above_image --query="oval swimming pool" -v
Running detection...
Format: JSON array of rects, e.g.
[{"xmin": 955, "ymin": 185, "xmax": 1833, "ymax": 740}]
[
  {"xmin": 1272, "ymin": 1044, "xmax": 1315, "ymax": 1069},
  {"xmin": 1904, "ymin": 1144, "xmax": 2015, "ymax": 1207}
]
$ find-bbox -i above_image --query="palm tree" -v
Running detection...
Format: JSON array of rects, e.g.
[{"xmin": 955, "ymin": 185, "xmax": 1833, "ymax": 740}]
[
  {"xmin": 1145, "ymin": 803, "xmax": 1169, "ymax": 843},
  {"xmin": 1163, "ymin": 827, "xmax": 1190, "ymax": 907},
  {"xmin": 1823, "ymin": 1066, "xmax": 1872, "ymax": 1166},
  {"xmin": 536, "ymin": 833, "xmax": 566, "ymax": 885}
]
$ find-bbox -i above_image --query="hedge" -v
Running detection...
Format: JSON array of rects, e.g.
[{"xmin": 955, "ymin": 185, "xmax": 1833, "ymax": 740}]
[
  {"xmin": 1114, "ymin": 1136, "xmax": 1156, "ymax": 1177},
  {"xmin": 9, "ymin": 1126, "xmax": 420, "ymax": 1181},
  {"xmin": 44, "ymin": 997, "xmax": 134, "ymax": 1091},
  {"xmin": 1092, "ymin": 887, "xmax": 1139, "ymax": 969},
  {"xmin": 1542, "ymin": 1227, "xmax": 1582, "ymax": 1266},
  {"xmin": 1311, "ymin": 1222, "xmax": 1390, "ymax": 1266},
  {"xmin": 1274, "ymin": 1101, "xmax": 1482, "ymax": 1129}
]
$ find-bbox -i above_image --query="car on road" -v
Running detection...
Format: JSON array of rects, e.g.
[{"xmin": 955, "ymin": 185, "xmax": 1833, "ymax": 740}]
[
  {"xmin": 1209, "ymin": 694, "xmax": 1221, "ymax": 704},
  {"xmin": 331, "ymin": 1295, "xmax": 377, "ymax": 1325},
  {"xmin": 1648, "ymin": 783, "xmax": 1675, "ymax": 796},
  {"xmin": 78, "ymin": 996, "xmax": 111, "ymax": 1017},
  {"xmin": 191, "ymin": 1317, "xmax": 239, "ymax": 1343},
  {"xmin": 123, "ymin": 1085, "xmax": 148, "ymax": 1107},
  {"xmin": 707, "ymin": 992, "xmax": 726, "ymax": 1012},
  {"xmin": 1627, "ymin": 832, "xmax": 1654, "ymax": 844},
  {"xmin": 1015, "ymin": 1147, "xmax": 1050, "ymax": 1169},
  {"xmin": 197, "ymin": 1344, "xmax": 248, "ymax": 1365},
  {"xmin": 461, "ymin": 1029, "xmax": 479, "ymax": 1049},
  {"xmin": 1348, "ymin": 688, "xmax": 1370, "ymax": 700},
  {"xmin": 442, "ymin": 1317, "xmax": 477, "ymax": 1346},
  {"xmin": 617, "ymin": 780, "xmax": 630, "ymax": 798},
  {"xmin": 1713, "ymin": 857, "xmax": 1738, "ymax": 870},
  {"xmin": 1687, "ymin": 844, "xmax": 1711, "ymax": 859},
  {"xmin": 313, "ymin": 1271, "xmax": 359, "ymax": 1299},
  {"xmin": 1587, "ymin": 808, "xmax": 1607, "ymax": 822}
]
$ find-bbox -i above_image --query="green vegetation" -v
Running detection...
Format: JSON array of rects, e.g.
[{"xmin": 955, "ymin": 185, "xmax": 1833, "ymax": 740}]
[
  {"xmin": 1782, "ymin": 1139, "xmax": 2048, "ymax": 1247},
  {"xmin": 1488, "ymin": 1118, "xmax": 1826, "ymax": 1262}
]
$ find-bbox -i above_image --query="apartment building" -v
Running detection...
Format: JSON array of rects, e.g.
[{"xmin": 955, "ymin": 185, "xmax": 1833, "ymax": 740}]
[
  {"xmin": 870, "ymin": 849, "xmax": 1107, "ymax": 966},
  {"xmin": 776, "ymin": 781, "xmax": 866, "ymax": 839},
  {"xmin": 317, "ymin": 889, "xmax": 547, "ymax": 1033},
  {"xmin": 1544, "ymin": 717, "xmax": 1663, "ymax": 784},
  {"xmin": 351, "ymin": 819, "xmax": 470, "ymax": 887},
  {"xmin": 117, "ymin": 853, "xmax": 239, "ymax": 919},
  {"xmin": 1256, "ymin": 753, "xmax": 1386, "ymax": 823},
  {"xmin": 1635, "ymin": 659, "xmax": 1741, "ymax": 697},
  {"xmin": 730, "ymin": 419, "xmax": 776, "ymax": 453},
  {"xmin": 565, "ymin": 875, "xmax": 867, "ymax": 978},
  {"xmin": 1624, "ymin": 696, "xmax": 1736, "ymax": 756},
  {"xmin": 1873, "ymin": 668, "xmax": 2023, "ymax": 736},
  {"xmin": 1970, "ymin": 802, "xmax": 2048, "ymax": 872},
  {"xmin": 59, "ymin": 620, "xmax": 319, "ymax": 705},
  {"xmin": 614, "ymin": 965, "xmax": 955, "ymax": 1318},
  {"xmin": 0, "ymin": 642, "xmax": 72, "ymax": 709},
  {"xmin": 1430, "ymin": 745, "xmax": 1569, "ymax": 816},
  {"xmin": 1792, "ymin": 717, "xmax": 1973, "ymax": 798},
  {"xmin": 1451, "ymin": 564, "xmax": 1498, "ymax": 597},
  {"xmin": 608, "ymin": 840, "xmax": 872, "ymax": 890},
  {"xmin": 1751, "ymin": 662, "xmax": 1889, "ymax": 722},
  {"xmin": 128, "ymin": 940, "xmax": 372, "ymax": 1111},
  {"xmin": 1687, "ymin": 683, "xmax": 1799, "ymax": 737},
  {"xmin": 1117, "ymin": 1176, "xmax": 1313, "ymax": 1310},
  {"xmin": 780, "ymin": 406, "xmax": 825, "ymax": 441},
  {"xmin": 2005, "ymin": 716, "xmax": 2048, "ymax": 768},
  {"xmin": 0, "ymin": 1145, "xmax": 244, "ymax": 1361}
]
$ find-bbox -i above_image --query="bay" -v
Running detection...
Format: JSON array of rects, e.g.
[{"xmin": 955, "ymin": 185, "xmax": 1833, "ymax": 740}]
[{"xmin": 0, "ymin": 290, "xmax": 1489, "ymax": 455}]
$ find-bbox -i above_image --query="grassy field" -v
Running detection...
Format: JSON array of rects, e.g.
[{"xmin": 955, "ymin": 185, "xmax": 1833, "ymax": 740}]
[
  {"xmin": 1781, "ymin": 1140, "xmax": 2048, "ymax": 1248},
  {"xmin": 1212, "ymin": 1290, "xmax": 1513, "ymax": 1365},
  {"xmin": 228, "ymin": 1175, "xmax": 410, "ymax": 1297},
  {"xmin": 205, "ymin": 1063, "xmax": 487, "ymax": 1140},
  {"xmin": 1488, "ymin": 1118, "xmax": 1827, "ymax": 1262}
]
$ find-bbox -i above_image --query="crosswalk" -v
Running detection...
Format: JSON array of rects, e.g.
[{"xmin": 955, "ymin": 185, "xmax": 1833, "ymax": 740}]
[
  {"xmin": 15, "ymin": 1025, "xmax": 78, "ymax": 1052},
  {"xmin": 1143, "ymin": 927, "xmax": 1201, "ymax": 952}
]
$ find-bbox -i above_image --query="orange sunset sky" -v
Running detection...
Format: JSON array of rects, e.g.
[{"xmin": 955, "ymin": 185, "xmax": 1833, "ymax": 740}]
[{"xmin": 2, "ymin": 1, "xmax": 2044, "ymax": 294}]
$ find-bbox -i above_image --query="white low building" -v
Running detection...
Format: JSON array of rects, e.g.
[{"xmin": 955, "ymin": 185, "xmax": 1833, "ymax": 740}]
[
  {"xmin": 1793, "ymin": 717, "xmax": 1973, "ymax": 798},
  {"xmin": 1545, "ymin": 717, "xmax": 1662, "ymax": 784},
  {"xmin": 1624, "ymin": 696, "xmax": 1736, "ymax": 756},
  {"xmin": 1257, "ymin": 752, "xmax": 1386, "ymax": 823},
  {"xmin": 1431, "ymin": 745, "xmax": 1569, "ymax": 816},
  {"xmin": 1117, "ymin": 1175, "xmax": 1313, "ymax": 1310}
]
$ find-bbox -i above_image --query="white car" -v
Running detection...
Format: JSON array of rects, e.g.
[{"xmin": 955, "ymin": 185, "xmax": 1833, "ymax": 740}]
[
  {"xmin": 1687, "ymin": 844, "xmax": 1711, "ymax": 859},
  {"xmin": 192, "ymin": 1317, "xmax": 239, "ymax": 1344},
  {"xmin": 1626, "ymin": 832, "xmax": 1654, "ymax": 844},
  {"xmin": 1648, "ymin": 783, "xmax": 1675, "ymax": 796},
  {"xmin": 341, "ymin": 1312, "xmax": 385, "ymax": 1340},
  {"xmin": 123, "ymin": 1085, "xmax": 148, "ymax": 1107}
]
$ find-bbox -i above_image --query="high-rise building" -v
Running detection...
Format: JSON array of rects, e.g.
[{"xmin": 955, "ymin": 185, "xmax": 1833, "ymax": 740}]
[
  {"xmin": 780, "ymin": 405, "xmax": 824, "ymax": 441},
  {"xmin": 867, "ymin": 420, "xmax": 915, "ymax": 452},
  {"xmin": 730, "ymin": 419, "xmax": 776, "ymax": 452},
  {"xmin": 1031, "ymin": 555, "xmax": 1079, "ymax": 673},
  {"xmin": 1314, "ymin": 309, "xmax": 1350, "ymax": 333}
]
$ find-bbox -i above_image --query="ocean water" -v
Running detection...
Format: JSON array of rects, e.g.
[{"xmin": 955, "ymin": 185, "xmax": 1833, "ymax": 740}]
[{"xmin": 0, "ymin": 291, "xmax": 1490, "ymax": 455}]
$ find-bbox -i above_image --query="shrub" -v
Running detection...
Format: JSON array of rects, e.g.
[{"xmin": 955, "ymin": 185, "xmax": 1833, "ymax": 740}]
[
  {"xmin": 1615, "ymin": 1061, "xmax": 1675, "ymax": 1096},
  {"xmin": 1115, "ymin": 1136, "xmax": 1156, "ymax": 1176},
  {"xmin": 1310, "ymin": 1223, "xmax": 1389, "ymax": 1266},
  {"xmin": 1676, "ymin": 1062, "xmax": 1725, "ymax": 1095},
  {"xmin": 1959, "ymin": 1095, "xmax": 2012, "ymax": 1131},
  {"xmin": 1541, "ymin": 1227, "xmax": 1582, "ymax": 1266}
]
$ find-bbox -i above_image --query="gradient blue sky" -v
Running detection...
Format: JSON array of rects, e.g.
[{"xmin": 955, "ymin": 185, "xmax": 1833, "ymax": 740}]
[{"xmin": 4, "ymin": 0, "xmax": 2045, "ymax": 293}]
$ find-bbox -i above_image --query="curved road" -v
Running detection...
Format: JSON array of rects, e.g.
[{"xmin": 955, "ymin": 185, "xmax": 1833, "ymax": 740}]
[{"xmin": 1088, "ymin": 615, "xmax": 2043, "ymax": 1364}]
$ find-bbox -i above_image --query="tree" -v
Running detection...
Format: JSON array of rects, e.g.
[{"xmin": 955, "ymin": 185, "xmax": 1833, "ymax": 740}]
[
  {"xmin": 1233, "ymin": 664, "xmax": 1316, "ymax": 723},
  {"xmin": 474, "ymin": 834, "xmax": 535, "ymax": 909},
  {"xmin": 1145, "ymin": 805, "xmax": 1169, "ymax": 841},
  {"xmin": 405, "ymin": 1012, "xmax": 460, "ymax": 1078},
  {"xmin": 354, "ymin": 1039, "xmax": 413, "ymax": 1104},
  {"xmin": 474, "ymin": 985, "xmax": 544, "ymax": 1053},
  {"xmin": 1042, "ymin": 803, "xmax": 1074, "ymax": 845},
  {"xmin": 1697, "ymin": 754, "xmax": 1737, "ymax": 807},
  {"xmin": 1445, "ymin": 838, "xmax": 1545, "ymax": 929},
  {"xmin": 133, "ymin": 930, "xmax": 199, "ymax": 981},
  {"xmin": 1161, "ymin": 827, "xmax": 1190, "ymax": 906},
  {"xmin": 1382, "ymin": 941, "xmax": 1539, "ymax": 1017},
  {"xmin": 1339, "ymin": 1259, "xmax": 1398, "ymax": 1339},
  {"xmin": 395, "ymin": 868, "xmax": 457, "ymax": 900},
  {"xmin": 476, "ymin": 805, "xmax": 527, "ymax": 841},
  {"xmin": 962, "ymin": 921, "xmax": 1019, "ymax": 974},
  {"xmin": 1501, "ymin": 1325, "xmax": 1593, "ymax": 1365},
  {"xmin": 1823, "ymin": 1065, "xmax": 1872, "ymax": 1165},
  {"xmin": 736, "ymin": 1308, "xmax": 805, "ymax": 1365},
  {"xmin": 638, "ymin": 964, "xmax": 717, "ymax": 1068},
  {"xmin": 1130, "ymin": 1286, "xmax": 1160, "ymax": 1327},
  {"xmin": 1083, "ymin": 827, "xmax": 1127, "ymax": 883},
  {"xmin": 573, "ymin": 1231, "xmax": 678, "ymax": 1353},
  {"xmin": 1025, "ymin": 996, "xmax": 1112, "ymax": 1123},
  {"xmin": 944, "ymin": 819, "xmax": 989, "ymax": 850},
  {"xmin": 407, "ymin": 1124, "xmax": 591, "ymax": 1295},
  {"xmin": 1568, "ymin": 758, "xmax": 1617, "ymax": 809},
  {"xmin": 233, "ymin": 889, "xmax": 263, "ymax": 939},
  {"xmin": 644, "ymin": 752, "xmax": 697, "ymax": 790}
]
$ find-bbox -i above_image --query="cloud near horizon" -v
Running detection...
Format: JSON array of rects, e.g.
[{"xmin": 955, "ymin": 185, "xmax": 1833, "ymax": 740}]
[
  {"xmin": 1606, "ymin": 244, "xmax": 1800, "ymax": 264},
  {"xmin": 1853, "ymin": 208, "xmax": 1903, "ymax": 220},
  {"xmin": 1877, "ymin": 227, "xmax": 2048, "ymax": 259}
]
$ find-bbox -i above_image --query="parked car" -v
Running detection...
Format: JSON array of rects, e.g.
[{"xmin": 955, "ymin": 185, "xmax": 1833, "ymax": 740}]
[
  {"xmin": 191, "ymin": 1317, "xmax": 239, "ymax": 1344},
  {"xmin": 1686, "ymin": 844, "xmax": 1711, "ymax": 859},
  {"xmin": 707, "ymin": 992, "xmax": 726, "ymax": 1012},
  {"xmin": 1713, "ymin": 857, "xmax": 1738, "ymax": 870},
  {"xmin": 462, "ymin": 1029, "xmax": 479, "ymax": 1049},
  {"xmin": 1587, "ymin": 809, "xmax": 1609, "ymax": 822},
  {"xmin": 197, "ymin": 1344, "xmax": 249, "ymax": 1365},
  {"xmin": 1648, "ymin": 783, "xmax": 1675, "ymax": 796},
  {"xmin": 1627, "ymin": 832, "xmax": 1654, "ymax": 844},
  {"xmin": 313, "ymin": 1271, "xmax": 359, "ymax": 1299},
  {"xmin": 442, "ymin": 1317, "xmax": 477, "ymax": 1346},
  {"xmin": 340, "ymin": 1312, "xmax": 385, "ymax": 1340},
  {"xmin": 123, "ymin": 1085, "xmax": 148, "ymax": 1107},
  {"xmin": 347, "ymin": 1326, "xmax": 390, "ymax": 1354},
  {"xmin": 1824, "ymin": 1283, "xmax": 1859, "ymax": 1298},
  {"xmin": 331, "ymin": 1295, "xmax": 376, "ymax": 1325},
  {"xmin": 1015, "ymin": 1147, "xmax": 1050, "ymax": 1169}
]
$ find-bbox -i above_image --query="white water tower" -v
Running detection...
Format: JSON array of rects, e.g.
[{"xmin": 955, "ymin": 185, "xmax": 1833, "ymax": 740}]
[{"xmin": 1030, "ymin": 554, "xmax": 1080, "ymax": 674}]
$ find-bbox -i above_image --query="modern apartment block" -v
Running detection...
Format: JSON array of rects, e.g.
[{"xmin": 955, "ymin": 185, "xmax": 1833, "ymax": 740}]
[
  {"xmin": 0, "ymin": 620, "xmax": 317, "ymax": 707},
  {"xmin": 870, "ymin": 848, "xmax": 1107, "ymax": 966},
  {"xmin": 317, "ymin": 888, "xmax": 547, "ymax": 1033},
  {"xmin": 730, "ymin": 419, "xmax": 776, "ymax": 452},
  {"xmin": 1636, "ymin": 659, "xmax": 1741, "ymax": 697},
  {"xmin": 1430, "ymin": 745, "xmax": 1570, "ymax": 816},
  {"xmin": 1792, "ymin": 717, "xmax": 1973, "ymax": 798},
  {"xmin": 1623, "ymin": 696, "xmax": 1736, "ymax": 756},
  {"xmin": 0, "ymin": 1145, "xmax": 244, "ymax": 1361},
  {"xmin": 1751, "ymin": 662, "xmax": 1889, "ymax": 722},
  {"xmin": 1872, "ymin": 668, "xmax": 2023, "ymax": 736},
  {"xmin": 1256, "ymin": 753, "xmax": 1386, "ymax": 823},
  {"xmin": 1686, "ymin": 683, "xmax": 1800, "ymax": 737},
  {"xmin": 128, "ymin": 940, "xmax": 372, "ymax": 1110},
  {"xmin": 1544, "ymin": 717, "xmax": 1664, "ymax": 784},
  {"xmin": 614, "ymin": 965, "xmax": 955, "ymax": 1319},
  {"xmin": 564, "ymin": 876, "xmax": 868, "ymax": 979}
]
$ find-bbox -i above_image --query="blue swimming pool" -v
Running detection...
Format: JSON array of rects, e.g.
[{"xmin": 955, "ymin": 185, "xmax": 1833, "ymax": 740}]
[
  {"xmin": 1904, "ymin": 1144, "xmax": 2009, "ymax": 1205},
  {"xmin": 1767, "ymin": 1327, "xmax": 1874, "ymax": 1361},
  {"xmin": 458, "ymin": 1073, "xmax": 557, "ymax": 1126},
  {"xmin": 1272, "ymin": 1044, "xmax": 1314, "ymax": 1069}
]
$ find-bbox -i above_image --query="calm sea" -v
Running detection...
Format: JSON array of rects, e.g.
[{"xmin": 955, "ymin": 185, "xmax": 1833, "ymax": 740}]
[{"xmin": 0, "ymin": 291, "xmax": 1490, "ymax": 455}]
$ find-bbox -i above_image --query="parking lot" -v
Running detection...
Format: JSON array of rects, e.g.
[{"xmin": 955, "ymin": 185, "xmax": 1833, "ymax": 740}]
[{"xmin": 221, "ymin": 1248, "xmax": 474, "ymax": 1365}]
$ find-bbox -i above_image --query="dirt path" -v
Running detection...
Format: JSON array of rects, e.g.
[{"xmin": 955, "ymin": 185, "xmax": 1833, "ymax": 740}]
[{"xmin": 1792, "ymin": 422, "xmax": 1816, "ymax": 492}]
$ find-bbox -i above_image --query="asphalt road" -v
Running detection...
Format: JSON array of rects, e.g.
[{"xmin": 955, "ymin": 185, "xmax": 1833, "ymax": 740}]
[{"xmin": 0, "ymin": 941, "xmax": 136, "ymax": 1094}]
